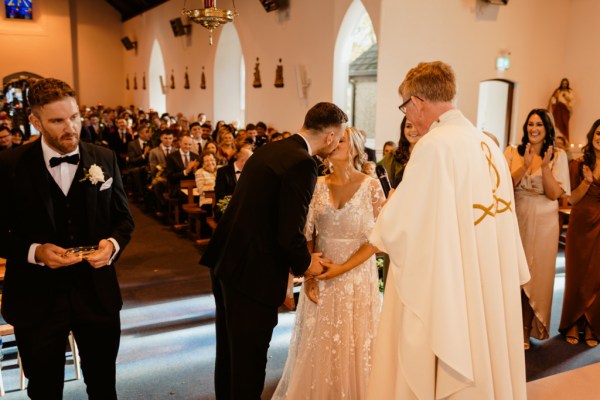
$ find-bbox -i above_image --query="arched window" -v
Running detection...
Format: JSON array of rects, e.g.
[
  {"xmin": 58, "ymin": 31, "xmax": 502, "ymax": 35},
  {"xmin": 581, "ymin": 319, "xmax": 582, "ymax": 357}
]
[
  {"xmin": 214, "ymin": 23, "xmax": 245, "ymax": 127},
  {"xmin": 148, "ymin": 39, "xmax": 167, "ymax": 115},
  {"xmin": 333, "ymin": 1, "xmax": 377, "ymax": 143}
]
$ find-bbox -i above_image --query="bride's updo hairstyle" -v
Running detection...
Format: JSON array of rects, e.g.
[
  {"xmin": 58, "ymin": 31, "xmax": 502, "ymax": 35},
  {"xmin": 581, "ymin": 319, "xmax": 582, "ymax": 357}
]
[{"xmin": 346, "ymin": 127, "xmax": 367, "ymax": 171}]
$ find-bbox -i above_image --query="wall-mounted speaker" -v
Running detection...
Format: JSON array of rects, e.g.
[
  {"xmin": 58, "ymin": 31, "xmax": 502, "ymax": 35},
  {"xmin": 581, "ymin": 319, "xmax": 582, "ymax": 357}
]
[
  {"xmin": 170, "ymin": 17, "xmax": 191, "ymax": 37},
  {"xmin": 121, "ymin": 36, "xmax": 138, "ymax": 51},
  {"xmin": 259, "ymin": 0, "xmax": 289, "ymax": 12}
]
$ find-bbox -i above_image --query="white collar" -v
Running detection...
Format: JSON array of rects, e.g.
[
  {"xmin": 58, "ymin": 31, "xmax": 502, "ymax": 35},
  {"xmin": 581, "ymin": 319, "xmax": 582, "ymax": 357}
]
[
  {"xmin": 41, "ymin": 137, "xmax": 80, "ymax": 168},
  {"xmin": 295, "ymin": 133, "xmax": 312, "ymax": 155}
]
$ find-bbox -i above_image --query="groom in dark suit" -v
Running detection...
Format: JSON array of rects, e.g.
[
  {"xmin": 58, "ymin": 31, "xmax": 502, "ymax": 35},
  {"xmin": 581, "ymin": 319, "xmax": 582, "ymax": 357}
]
[
  {"xmin": 0, "ymin": 78, "xmax": 134, "ymax": 400},
  {"xmin": 200, "ymin": 102, "xmax": 348, "ymax": 399}
]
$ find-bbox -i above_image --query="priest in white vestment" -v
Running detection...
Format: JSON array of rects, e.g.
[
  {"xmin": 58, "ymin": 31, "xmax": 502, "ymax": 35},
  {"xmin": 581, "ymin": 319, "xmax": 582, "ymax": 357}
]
[{"xmin": 367, "ymin": 61, "xmax": 530, "ymax": 400}]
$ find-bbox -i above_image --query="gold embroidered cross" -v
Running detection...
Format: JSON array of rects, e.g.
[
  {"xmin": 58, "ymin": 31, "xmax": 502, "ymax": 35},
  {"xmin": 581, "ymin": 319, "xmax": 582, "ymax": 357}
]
[{"xmin": 473, "ymin": 142, "xmax": 512, "ymax": 226}]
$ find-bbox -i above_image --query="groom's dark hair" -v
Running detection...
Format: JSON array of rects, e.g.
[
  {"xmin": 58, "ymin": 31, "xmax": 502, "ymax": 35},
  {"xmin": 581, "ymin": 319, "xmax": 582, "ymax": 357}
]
[
  {"xmin": 28, "ymin": 78, "xmax": 76, "ymax": 116},
  {"xmin": 302, "ymin": 102, "xmax": 348, "ymax": 132}
]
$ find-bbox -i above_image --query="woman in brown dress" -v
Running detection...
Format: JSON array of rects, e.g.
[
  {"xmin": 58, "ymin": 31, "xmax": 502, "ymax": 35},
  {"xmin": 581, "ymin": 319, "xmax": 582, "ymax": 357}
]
[{"xmin": 559, "ymin": 119, "xmax": 600, "ymax": 347}]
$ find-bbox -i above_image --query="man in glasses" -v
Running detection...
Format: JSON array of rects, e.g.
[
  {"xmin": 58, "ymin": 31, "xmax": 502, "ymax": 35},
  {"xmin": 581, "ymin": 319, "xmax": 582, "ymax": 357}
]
[{"xmin": 367, "ymin": 61, "xmax": 529, "ymax": 400}]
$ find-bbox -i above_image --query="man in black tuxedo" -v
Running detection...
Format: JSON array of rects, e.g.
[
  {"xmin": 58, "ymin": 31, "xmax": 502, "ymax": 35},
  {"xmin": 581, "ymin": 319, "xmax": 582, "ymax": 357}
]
[
  {"xmin": 166, "ymin": 135, "xmax": 200, "ymax": 199},
  {"xmin": 200, "ymin": 102, "xmax": 347, "ymax": 399},
  {"xmin": 213, "ymin": 147, "xmax": 252, "ymax": 221},
  {"xmin": 126, "ymin": 124, "xmax": 151, "ymax": 201},
  {"xmin": 0, "ymin": 78, "xmax": 134, "ymax": 400}
]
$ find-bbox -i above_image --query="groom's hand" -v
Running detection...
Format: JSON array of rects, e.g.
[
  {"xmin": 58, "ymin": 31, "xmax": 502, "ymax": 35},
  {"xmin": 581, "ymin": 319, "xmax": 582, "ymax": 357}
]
[
  {"xmin": 35, "ymin": 243, "xmax": 81, "ymax": 269},
  {"xmin": 306, "ymin": 252, "xmax": 330, "ymax": 276},
  {"xmin": 86, "ymin": 239, "xmax": 115, "ymax": 268}
]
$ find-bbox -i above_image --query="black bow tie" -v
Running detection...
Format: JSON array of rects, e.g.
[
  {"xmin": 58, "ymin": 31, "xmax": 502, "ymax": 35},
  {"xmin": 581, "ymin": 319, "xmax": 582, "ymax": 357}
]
[{"xmin": 49, "ymin": 154, "xmax": 80, "ymax": 168}]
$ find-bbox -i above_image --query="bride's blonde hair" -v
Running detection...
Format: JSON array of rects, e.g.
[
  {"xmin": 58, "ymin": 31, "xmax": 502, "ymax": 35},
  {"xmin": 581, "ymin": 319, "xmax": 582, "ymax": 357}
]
[{"xmin": 346, "ymin": 127, "xmax": 367, "ymax": 171}]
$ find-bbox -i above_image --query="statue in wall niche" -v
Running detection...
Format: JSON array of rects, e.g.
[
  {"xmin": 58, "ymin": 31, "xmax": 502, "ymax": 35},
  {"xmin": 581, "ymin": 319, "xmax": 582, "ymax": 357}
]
[
  {"xmin": 170, "ymin": 69, "xmax": 175, "ymax": 89},
  {"xmin": 253, "ymin": 57, "xmax": 262, "ymax": 88},
  {"xmin": 274, "ymin": 58, "xmax": 284, "ymax": 88},
  {"xmin": 201, "ymin": 66, "xmax": 207, "ymax": 90},
  {"xmin": 548, "ymin": 78, "xmax": 575, "ymax": 139},
  {"xmin": 142, "ymin": 73, "xmax": 146, "ymax": 90},
  {"xmin": 126, "ymin": 74, "xmax": 130, "ymax": 90},
  {"xmin": 133, "ymin": 74, "xmax": 138, "ymax": 90},
  {"xmin": 184, "ymin": 67, "xmax": 190, "ymax": 89},
  {"xmin": 160, "ymin": 75, "xmax": 166, "ymax": 94}
]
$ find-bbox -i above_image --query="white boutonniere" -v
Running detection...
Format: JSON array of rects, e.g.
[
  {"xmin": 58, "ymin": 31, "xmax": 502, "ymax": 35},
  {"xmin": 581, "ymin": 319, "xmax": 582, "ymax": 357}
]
[{"xmin": 80, "ymin": 164, "xmax": 106, "ymax": 185}]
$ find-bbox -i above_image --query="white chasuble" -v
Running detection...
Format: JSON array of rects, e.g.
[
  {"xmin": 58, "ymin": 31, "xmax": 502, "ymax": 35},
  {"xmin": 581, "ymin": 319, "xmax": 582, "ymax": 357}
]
[{"xmin": 367, "ymin": 110, "xmax": 530, "ymax": 400}]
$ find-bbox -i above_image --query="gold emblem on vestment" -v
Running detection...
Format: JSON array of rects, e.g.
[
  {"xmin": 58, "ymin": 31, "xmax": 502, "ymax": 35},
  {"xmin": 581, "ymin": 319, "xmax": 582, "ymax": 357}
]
[{"xmin": 473, "ymin": 142, "xmax": 512, "ymax": 225}]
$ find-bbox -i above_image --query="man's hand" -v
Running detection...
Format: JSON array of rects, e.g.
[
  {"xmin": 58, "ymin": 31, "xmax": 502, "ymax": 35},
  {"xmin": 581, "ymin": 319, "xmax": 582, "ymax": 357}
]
[
  {"xmin": 85, "ymin": 239, "xmax": 115, "ymax": 269},
  {"xmin": 35, "ymin": 244, "xmax": 81, "ymax": 269},
  {"xmin": 186, "ymin": 160, "xmax": 200, "ymax": 174},
  {"xmin": 306, "ymin": 252, "xmax": 330, "ymax": 276}
]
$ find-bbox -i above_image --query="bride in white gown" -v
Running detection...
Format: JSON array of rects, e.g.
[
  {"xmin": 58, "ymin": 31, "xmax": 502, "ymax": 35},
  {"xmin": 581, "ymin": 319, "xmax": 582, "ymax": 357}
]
[{"xmin": 272, "ymin": 127, "xmax": 384, "ymax": 400}]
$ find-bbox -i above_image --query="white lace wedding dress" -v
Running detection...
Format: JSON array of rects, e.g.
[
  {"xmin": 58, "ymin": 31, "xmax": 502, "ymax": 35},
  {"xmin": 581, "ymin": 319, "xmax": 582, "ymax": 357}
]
[{"xmin": 272, "ymin": 176, "xmax": 384, "ymax": 400}]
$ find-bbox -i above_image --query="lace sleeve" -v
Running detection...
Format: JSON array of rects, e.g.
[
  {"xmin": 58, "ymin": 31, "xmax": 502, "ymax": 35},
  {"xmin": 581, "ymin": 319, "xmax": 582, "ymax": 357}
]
[
  {"xmin": 304, "ymin": 183, "xmax": 318, "ymax": 242},
  {"xmin": 369, "ymin": 178, "xmax": 385, "ymax": 221}
]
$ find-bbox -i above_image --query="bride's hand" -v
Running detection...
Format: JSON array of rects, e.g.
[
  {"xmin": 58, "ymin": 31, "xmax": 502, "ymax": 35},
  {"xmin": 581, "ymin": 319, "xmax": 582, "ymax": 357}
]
[
  {"xmin": 316, "ymin": 261, "xmax": 346, "ymax": 280},
  {"xmin": 304, "ymin": 278, "xmax": 319, "ymax": 304}
]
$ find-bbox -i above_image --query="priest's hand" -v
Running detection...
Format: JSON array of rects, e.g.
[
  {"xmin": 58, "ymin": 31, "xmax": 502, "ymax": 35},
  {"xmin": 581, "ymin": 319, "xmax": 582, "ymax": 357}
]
[
  {"xmin": 304, "ymin": 277, "xmax": 319, "ymax": 304},
  {"xmin": 85, "ymin": 239, "xmax": 115, "ymax": 268},
  {"xmin": 35, "ymin": 243, "xmax": 81, "ymax": 269}
]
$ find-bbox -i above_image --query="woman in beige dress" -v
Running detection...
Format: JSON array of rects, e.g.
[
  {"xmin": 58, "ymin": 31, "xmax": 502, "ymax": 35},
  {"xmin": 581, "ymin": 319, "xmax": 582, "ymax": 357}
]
[{"xmin": 504, "ymin": 108, "xmax": 570, "ymax": 349}]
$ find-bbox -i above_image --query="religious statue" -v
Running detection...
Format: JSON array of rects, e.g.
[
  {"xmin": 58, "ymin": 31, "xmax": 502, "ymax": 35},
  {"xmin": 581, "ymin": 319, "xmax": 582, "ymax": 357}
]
[
  {"xmin": 253, "ymin": 57, "xmax": 262, "ymax": 88},
  {"xmin": 184, "ymin": 67, "xmax": 190, "ymax": 89},
  {"xmin": 170, "ymin": 69, "xmax": 175, "ymax": 89},
  {"xmin": 274, "ymin": 58, "xmax": 284, "ymax": 88},
  {"xmin": 548, "ymin": 78, "xmax": 574, "ymax": 139},
  {"xmin": 201, "ymin": 66, "xmax": 207, "ymax": 90}
]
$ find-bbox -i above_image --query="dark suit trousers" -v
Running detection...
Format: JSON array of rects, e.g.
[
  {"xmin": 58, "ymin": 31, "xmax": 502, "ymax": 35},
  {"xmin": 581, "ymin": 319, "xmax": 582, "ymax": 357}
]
[
  {"xmin": 211, "ymin": 270, "xmax": 278, "ymax": 400},
  {"xmin": 14, "ymin": 282, "xmax": 121, "ymax": 400}
]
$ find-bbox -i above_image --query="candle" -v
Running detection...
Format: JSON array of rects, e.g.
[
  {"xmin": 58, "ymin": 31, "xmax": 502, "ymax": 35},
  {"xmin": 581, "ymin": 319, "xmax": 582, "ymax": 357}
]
[
  {"xmin": 204, "ymin": 0, "xmax": 214, "ymax": 8},
  {"xmin": 570, "ymin": 143, "xmax": 574, "ymax": 148}
]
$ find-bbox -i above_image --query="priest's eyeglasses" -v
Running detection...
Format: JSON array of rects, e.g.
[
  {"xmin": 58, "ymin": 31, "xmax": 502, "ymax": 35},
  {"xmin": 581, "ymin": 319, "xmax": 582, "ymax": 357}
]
[{"xmin": 398, "ymin": 95, "xmax": 423, "ymax": 114}]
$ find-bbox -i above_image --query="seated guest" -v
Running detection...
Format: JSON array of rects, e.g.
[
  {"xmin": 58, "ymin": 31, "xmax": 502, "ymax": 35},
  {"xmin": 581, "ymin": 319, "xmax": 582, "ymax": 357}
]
[
  {"xmin": 362, "ymin": 160, "xmax": 377, "ymax": 178},
  {"xmin": 107, "ymin": 117, "xmax": 134, "ymax": 171},
  {"xmin": 194, "ymin": 150, "xmax": 219, "ymax": 211},
  {"xmin": 270, "ymin": 132, "xmax": 284, "ymax": 142},
  {"xmin": 189, "ymin": 122, "xmax": 204, "ymax": 154},
  {"xmin": 127, "ymin": 125, "xmax": 152, "ymax": 202},
  {"xmin": 10, "ymin": 128, "xmax": 23, "ymax": 147},
  {"xmin": 216, "ymin": 127, "xmax": 236, "ymax": 164},
  {"xmin": 213, "ymin": 148, "xmax": 253, "ymax": 221},
  {"xmin": 0, "ymin": 126, "xmax": 13, "ymax": 151},
  {"xmin": 166, "ymin": 135, "xmax": 200, "ymax": 199},
  {"xmin": 148, "ymin": 130, "xmax": 174, "ymax": 214},
  {"xmin": 201, "ymin": 123, "xmax": 213, "ymax": 147},
  {"xmin": 380, "ymin": 140, "xmax": 397, "ymax": 161}
]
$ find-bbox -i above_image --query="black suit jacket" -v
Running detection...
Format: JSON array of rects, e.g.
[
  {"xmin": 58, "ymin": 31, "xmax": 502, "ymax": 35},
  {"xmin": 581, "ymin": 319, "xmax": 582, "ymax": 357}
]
[
  {"xmin": 166, "ymin": 150, "xmax": 200, "ymax": 196},
  {"xmin": 127, "ymin": 139, "xmax": 148, "ymax": 168},
  {"xmin": 213, "ymin": 163, "xmax": 238, "ymax": 220},
  {"xmin": 0, "ymin": 140, "xmax": 134, "ymax": 327},
  {"xmin": 200, "ymin": 135, "xmax": 316, "ymax": 307}
]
